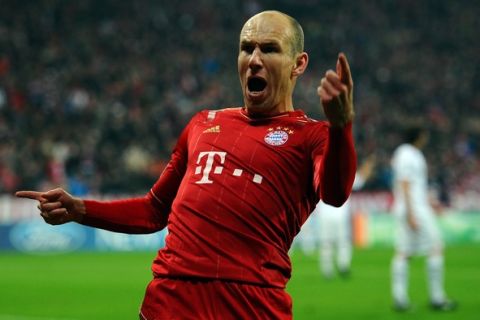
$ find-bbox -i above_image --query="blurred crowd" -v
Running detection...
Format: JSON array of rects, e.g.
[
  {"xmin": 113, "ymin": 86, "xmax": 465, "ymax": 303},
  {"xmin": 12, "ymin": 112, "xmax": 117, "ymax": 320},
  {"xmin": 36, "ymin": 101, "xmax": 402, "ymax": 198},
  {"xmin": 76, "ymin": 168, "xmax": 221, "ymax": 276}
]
[{"xmin": 1, "ymin": 0, "xmax": 479, "ymax": 202}]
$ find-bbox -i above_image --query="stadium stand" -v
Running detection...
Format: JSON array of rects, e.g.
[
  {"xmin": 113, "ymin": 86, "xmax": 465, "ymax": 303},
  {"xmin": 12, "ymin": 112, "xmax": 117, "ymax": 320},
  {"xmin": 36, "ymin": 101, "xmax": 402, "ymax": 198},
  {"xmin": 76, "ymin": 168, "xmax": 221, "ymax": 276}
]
[{"xmin": 1, "ymin": 0, "xmax": 479, "ymax": 201}]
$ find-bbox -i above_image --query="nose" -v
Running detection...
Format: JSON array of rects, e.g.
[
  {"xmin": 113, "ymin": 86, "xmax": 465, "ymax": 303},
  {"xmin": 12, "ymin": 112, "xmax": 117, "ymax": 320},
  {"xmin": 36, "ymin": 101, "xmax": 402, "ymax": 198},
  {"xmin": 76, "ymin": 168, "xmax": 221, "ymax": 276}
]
[{"xmin": 248, "ymin": 47, "xmax": 263, "ymax": 71}]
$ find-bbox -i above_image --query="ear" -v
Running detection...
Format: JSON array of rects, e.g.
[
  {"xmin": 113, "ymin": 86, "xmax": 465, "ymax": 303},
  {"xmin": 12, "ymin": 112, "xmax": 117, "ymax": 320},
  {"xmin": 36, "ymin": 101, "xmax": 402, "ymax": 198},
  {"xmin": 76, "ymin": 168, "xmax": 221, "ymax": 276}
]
[{"xmin": 291, "ymin": 52, "xmax": 309, "ymax": 77}]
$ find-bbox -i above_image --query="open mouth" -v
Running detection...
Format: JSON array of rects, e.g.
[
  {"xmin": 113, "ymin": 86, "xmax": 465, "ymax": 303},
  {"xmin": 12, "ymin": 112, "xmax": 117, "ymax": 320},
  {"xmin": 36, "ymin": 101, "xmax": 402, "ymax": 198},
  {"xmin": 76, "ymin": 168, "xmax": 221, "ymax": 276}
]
[{"xmin": 247, "ymin": 77, "xmax": 267, "ymax": 92}]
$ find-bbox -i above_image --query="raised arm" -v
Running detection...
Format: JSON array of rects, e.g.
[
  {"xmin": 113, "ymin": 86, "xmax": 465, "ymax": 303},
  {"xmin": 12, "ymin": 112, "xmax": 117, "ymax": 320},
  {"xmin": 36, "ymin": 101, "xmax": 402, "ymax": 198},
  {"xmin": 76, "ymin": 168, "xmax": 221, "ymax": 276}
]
[
  {"xmin": 317, "ymin": 123, "xmax": 356, "ymax": 207},
  {"xmin": 316, "ymin": 53, "xmax": 356, "ymax": 206}
]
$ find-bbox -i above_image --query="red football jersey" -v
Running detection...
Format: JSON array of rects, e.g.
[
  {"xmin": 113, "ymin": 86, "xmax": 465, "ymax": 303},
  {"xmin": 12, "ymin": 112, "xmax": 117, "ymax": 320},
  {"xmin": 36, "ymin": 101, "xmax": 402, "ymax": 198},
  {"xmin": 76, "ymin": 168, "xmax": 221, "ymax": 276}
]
[{"xmin": 83, "ymin": 107, "xmax": 356, "ymax": 288}]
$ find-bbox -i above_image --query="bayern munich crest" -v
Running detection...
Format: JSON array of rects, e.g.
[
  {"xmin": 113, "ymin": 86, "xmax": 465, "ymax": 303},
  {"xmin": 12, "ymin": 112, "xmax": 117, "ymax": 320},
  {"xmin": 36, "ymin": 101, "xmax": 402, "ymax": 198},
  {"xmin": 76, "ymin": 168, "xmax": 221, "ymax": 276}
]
[{"xmin": 264, "ymin": 127, "xmax": 293, "ymax": 146}]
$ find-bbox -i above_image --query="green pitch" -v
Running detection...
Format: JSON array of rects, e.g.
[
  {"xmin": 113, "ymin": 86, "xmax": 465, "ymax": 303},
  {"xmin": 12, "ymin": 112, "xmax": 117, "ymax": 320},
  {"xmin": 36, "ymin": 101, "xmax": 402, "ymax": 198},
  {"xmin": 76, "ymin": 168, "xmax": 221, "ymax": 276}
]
[{"xmin": 0, "ymin": 244, "xmax": 478, "ymax": 319}]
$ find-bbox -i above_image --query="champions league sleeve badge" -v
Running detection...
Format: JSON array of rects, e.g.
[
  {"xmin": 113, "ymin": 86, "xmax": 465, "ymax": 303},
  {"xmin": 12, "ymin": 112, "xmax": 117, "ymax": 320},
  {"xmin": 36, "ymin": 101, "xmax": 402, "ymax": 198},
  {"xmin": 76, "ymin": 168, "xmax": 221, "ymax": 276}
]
[{"xmin": 264, "ymin": 127, "xmax": 294, "ymax": 146}]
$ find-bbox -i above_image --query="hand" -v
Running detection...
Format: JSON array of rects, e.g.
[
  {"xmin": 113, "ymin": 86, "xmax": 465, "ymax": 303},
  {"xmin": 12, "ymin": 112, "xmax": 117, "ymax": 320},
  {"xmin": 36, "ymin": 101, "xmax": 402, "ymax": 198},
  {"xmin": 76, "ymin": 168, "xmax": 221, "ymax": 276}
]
[
  {"xmin": 317, "ymin": 52, "xmax": 354, "ymax": 128},
  {"xmin": 15, "ymin": 188, "xmax": 85, "ymax": 225}
]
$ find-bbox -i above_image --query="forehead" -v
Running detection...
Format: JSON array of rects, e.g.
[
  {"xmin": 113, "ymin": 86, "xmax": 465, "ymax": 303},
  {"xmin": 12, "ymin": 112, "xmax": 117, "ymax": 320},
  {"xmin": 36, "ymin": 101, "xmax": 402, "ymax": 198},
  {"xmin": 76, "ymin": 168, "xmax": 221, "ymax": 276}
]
[{"xmin": 240, "ymin": 14, "xmax": 292, "ymax": 45}]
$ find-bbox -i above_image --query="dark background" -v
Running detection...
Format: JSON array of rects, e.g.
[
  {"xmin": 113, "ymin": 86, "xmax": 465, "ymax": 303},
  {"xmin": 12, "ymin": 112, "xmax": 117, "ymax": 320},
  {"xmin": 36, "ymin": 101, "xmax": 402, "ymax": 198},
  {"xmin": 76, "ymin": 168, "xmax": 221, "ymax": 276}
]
[{"xmin": 1, "ymin": 0, "xmax": 479, "ymax": 202}]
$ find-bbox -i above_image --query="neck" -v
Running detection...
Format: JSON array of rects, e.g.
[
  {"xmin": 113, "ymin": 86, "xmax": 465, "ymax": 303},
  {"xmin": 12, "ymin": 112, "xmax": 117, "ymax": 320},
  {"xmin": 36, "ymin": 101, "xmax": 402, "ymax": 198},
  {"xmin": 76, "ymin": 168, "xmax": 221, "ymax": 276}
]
[{"xmin": 245, "ymin": 97, "xmax": 294, "ymax": 118}]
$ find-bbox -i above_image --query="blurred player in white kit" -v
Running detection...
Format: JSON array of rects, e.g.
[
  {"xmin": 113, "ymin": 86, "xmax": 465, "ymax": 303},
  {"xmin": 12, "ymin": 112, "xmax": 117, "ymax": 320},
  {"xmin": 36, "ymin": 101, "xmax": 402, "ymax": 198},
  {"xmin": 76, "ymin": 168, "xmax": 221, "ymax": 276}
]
[
  {"xmin": 294, "ymin": 156, "xmax": 374, "ymax": 278},
  {"xmin": 315, "ymin": 156, "xmax": 375, "ymax": 278},
  {"xmin": 390, "ymin": 126, "xmax": 456, "ymax": 312}
]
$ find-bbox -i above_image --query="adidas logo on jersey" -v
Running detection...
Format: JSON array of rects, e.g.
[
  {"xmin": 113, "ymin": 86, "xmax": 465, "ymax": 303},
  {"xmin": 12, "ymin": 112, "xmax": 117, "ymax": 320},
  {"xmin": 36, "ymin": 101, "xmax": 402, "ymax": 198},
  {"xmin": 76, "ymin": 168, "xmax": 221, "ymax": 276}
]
[{"xmin": 203, "ymin": 125, "xmax": 220, "ymax": 133}]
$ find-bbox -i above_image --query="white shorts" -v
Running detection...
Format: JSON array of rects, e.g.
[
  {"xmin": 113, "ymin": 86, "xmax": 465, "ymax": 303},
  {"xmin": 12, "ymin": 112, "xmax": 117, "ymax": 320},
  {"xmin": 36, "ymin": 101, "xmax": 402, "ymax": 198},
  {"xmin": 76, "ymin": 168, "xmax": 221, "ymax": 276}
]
[{"xmin": 394, "ymin": 212, "xmax": 443, "ymax": 256}]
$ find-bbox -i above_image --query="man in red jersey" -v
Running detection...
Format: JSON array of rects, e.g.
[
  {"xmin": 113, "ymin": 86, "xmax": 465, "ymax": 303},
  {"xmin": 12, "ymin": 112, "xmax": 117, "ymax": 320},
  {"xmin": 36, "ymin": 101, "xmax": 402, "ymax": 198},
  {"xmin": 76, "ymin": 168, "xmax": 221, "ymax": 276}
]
[{"xmin": 16, "ymin": 10, "xmax": 356, "ymax": 319}]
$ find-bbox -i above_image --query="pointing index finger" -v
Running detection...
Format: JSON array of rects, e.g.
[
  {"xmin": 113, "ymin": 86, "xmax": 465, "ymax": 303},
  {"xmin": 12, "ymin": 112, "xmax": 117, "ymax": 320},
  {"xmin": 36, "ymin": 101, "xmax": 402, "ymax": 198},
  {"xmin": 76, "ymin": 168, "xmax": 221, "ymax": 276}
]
[
  {"xmin": 15, "ymin": 191, "xmax": 46, "ymax": 201},
  {"xmin": 337, "ymin": 52, "xmax": 353, "ymax": 87}
]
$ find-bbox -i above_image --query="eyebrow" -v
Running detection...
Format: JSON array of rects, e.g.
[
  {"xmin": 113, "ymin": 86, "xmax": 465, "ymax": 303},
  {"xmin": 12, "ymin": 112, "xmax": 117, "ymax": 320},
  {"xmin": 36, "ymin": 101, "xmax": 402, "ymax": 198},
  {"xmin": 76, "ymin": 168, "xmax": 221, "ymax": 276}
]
[{"xmin": 240, "ymin": 39, "xmax": 282, "ymax": 48}]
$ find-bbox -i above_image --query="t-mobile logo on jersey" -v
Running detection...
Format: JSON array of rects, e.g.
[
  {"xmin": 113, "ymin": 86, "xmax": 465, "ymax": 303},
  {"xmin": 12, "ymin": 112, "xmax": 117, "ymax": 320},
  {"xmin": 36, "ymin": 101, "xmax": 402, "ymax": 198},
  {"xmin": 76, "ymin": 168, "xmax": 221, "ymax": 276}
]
[{"xmin": 194, "ymin": 151, "xmax": 263, "ymax": 185}]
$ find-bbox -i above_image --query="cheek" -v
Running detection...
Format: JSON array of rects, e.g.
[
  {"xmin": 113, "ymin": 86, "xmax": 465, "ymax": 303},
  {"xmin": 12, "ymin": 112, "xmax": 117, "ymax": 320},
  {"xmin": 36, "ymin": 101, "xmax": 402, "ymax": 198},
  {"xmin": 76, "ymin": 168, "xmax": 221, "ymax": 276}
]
[
  {"xmin": 273, "ymin": 60, "xmax": 292, "ymax": 80},
  {"xmin": 238, "ymin": 55, "xmax": 248, "ymax": 70},
  {"xmin": 273, "ymin": 68, "xmax": 290, "ymax": 88},
  {"xmin": 238, "ymin": 60, "xmax": 248, "ymax": 82},
  {"xmin": 237, "ymin": 58, "xmax": 243, "ymax": 72}
]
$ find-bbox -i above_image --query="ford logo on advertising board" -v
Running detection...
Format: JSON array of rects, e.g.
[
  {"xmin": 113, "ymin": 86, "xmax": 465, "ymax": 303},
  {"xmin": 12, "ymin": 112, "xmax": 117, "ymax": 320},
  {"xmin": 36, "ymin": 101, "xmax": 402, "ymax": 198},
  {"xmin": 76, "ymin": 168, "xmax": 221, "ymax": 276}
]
[{"xmin": 9, "ymin": 221, "xmax": 86, "ymax": 254}]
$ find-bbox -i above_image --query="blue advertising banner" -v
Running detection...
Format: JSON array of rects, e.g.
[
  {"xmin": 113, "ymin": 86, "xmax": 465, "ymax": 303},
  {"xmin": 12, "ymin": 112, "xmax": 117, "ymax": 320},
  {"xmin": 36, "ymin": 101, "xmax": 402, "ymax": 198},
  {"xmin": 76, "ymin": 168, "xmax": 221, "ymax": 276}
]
[
  {"xmin": 0, "ymin": 196, "xmax": 168, "ymax": 253},
  {"xmin": 0, "ymin": 221, "xmax": 167, "ymax": 253}
]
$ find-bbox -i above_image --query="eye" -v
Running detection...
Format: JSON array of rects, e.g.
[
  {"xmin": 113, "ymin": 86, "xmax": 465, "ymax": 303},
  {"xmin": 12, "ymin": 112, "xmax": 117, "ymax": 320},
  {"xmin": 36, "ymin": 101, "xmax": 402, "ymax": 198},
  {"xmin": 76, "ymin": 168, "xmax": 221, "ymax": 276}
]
[
  {"xmin": 261, "ymin": 45, "xmax": 279, "ymax": 54},
  {"xmin": 241, "ymin": 43, "xmax": 255, "ymax": 54}
]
